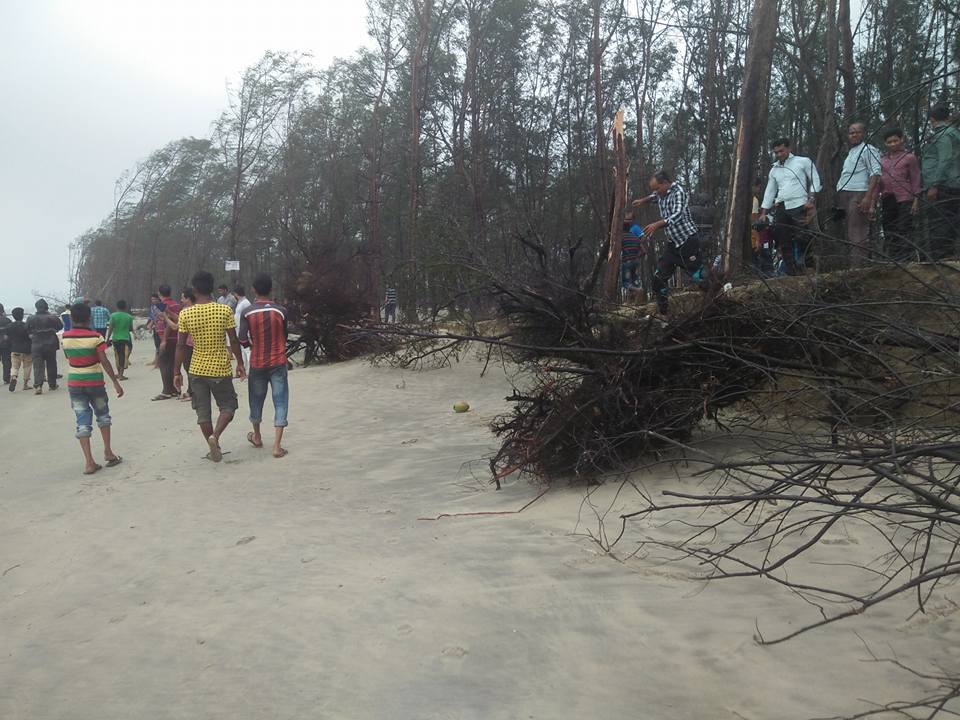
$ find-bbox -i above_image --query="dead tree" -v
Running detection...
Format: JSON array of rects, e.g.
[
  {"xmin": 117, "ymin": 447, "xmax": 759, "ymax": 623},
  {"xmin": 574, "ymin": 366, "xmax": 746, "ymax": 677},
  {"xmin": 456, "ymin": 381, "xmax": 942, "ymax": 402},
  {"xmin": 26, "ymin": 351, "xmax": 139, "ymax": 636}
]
[
  {"xmin": 602, "ymin": 110, "xmax": 629, "ymax": 302},
  {"xmin": 722, "ymin": 0, "xmax": 780, "ymax": 273}
]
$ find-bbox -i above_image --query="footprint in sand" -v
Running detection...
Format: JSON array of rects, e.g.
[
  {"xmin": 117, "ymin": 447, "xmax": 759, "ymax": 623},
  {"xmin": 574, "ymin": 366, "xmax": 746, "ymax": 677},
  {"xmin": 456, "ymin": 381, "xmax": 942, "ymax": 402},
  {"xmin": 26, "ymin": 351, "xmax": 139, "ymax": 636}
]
[
  {"xmin": 397, "ymin": 623, "xmax": 414, "ymax": 636},
  {"xmin": 821, "ymin": 537, "xmax": 860, "ymax": 545},
  {"xmin": 441, "ymin": 645, "xmax": 468, "ymax": 658},
  {"xmin": 235, "ymin": 536, "xmax": 256, "ymax": 546}
]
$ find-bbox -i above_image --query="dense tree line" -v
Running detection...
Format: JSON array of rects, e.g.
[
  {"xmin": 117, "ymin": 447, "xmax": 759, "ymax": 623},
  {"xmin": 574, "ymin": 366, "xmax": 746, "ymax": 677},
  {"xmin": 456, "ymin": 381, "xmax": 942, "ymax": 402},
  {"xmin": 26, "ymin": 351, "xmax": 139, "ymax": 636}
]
[{"xmin": 74, "ymin": 0, "xmax": 958, "ymax": 314}]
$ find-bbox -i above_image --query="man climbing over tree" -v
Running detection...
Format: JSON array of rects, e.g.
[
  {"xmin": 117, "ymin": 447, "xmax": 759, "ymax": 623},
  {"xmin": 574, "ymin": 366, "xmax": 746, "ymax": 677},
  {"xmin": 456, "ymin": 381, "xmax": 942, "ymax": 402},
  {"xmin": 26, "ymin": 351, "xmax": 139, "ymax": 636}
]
[{"xmin": 632, "ymin": 170, "xmax": 705, "ymax": 316}]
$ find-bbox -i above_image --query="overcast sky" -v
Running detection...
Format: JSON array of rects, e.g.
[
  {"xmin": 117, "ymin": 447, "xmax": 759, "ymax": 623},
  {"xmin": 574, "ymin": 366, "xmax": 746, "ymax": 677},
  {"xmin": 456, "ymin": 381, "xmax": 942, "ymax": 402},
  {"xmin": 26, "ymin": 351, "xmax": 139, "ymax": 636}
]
[{"xmin": 0, "ymin": 0, "xmax": 368, "ymax": 312}]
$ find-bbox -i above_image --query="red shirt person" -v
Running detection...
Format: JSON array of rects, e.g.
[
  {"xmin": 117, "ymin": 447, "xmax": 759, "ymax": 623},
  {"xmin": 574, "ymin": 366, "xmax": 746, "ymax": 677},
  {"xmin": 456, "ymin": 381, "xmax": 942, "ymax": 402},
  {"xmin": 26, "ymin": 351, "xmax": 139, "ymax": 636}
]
[
  {"xmin": 879, "ymin": 127, "xmax": 922, "ymax": 260},
  {"xmin": 238, "ymin": 273, "xmax": 290, "ymax": 458},
  {"xmin": 153, "ymin": 284, "xmax": 182, "ymax": 400}
]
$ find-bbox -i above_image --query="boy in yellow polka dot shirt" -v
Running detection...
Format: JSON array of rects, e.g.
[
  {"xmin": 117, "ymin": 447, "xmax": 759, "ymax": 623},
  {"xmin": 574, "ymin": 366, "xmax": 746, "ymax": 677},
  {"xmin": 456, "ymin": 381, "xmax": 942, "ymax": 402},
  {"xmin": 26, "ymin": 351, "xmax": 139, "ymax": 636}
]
[{"xmin": 175, "ymin": 270, "xmax": 246, "ymax": 462}]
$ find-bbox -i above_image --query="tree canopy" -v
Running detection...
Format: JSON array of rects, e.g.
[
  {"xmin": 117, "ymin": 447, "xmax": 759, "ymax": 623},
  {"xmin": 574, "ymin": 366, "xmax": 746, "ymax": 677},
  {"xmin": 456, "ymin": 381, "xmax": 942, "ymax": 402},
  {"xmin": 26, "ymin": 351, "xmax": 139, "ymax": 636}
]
[{"xmin": 73, "ymin": 0, "xmax": 958, "ymax": 310}]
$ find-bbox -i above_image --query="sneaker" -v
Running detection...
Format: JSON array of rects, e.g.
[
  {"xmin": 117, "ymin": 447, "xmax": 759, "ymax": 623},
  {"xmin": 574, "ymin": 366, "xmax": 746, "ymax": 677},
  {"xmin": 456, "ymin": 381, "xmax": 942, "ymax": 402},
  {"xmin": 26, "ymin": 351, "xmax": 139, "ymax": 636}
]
[
  {"xmin": 8, "ymin": 379, "xmax": 15, "ymax": 393},
  {"xmin": 34, "ymin": 387, "xmax": 42, "ymax": 395}
]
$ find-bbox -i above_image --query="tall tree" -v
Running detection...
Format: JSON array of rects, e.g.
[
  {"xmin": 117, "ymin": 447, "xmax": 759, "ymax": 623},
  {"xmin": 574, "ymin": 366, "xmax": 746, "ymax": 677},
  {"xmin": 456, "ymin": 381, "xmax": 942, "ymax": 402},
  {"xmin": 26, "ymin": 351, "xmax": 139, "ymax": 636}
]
[
  {"xmin": 215, "ymin": 52, "xmax": 312, "ymax": 277},
  {"xmin": 723, "ymin": 0, "xmax": 780, "ymax": 272}
]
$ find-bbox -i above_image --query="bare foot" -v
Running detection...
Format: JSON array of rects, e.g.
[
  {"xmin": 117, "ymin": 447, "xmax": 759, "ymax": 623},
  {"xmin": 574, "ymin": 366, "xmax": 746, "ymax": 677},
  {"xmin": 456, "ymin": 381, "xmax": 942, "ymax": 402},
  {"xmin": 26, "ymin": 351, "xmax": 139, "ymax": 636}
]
[{"xmin": 206, "ymin": 435, "xmax": 223, "ymax": 462}]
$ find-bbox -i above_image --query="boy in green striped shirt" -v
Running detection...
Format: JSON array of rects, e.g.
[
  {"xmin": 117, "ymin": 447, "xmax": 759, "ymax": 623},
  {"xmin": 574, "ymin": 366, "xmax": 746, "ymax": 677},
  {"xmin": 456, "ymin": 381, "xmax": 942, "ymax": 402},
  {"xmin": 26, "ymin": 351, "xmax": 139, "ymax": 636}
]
[{"xmin": 63, "ymin": 303, "xmax": 125, "ymax": 475}]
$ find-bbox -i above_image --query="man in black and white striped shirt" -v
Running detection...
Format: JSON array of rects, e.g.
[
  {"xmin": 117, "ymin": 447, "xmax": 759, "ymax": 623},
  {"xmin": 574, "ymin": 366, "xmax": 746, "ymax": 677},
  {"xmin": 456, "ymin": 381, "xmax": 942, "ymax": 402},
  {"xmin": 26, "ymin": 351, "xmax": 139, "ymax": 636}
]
[
  {"xmin": 383, "ymin": 287, "xmax": 398, "ymax": 323},
  {"xmin": 632, "ymin": 170, "xmax": 705, "ymax": 315}
]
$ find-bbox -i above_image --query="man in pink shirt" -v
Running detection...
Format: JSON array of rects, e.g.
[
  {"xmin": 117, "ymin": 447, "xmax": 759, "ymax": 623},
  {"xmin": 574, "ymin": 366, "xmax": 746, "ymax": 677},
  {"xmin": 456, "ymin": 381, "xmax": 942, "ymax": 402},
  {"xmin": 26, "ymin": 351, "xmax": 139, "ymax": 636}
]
[{"xmin": 879, "ymin": 127, "xmax": 921, "ymax": 261}]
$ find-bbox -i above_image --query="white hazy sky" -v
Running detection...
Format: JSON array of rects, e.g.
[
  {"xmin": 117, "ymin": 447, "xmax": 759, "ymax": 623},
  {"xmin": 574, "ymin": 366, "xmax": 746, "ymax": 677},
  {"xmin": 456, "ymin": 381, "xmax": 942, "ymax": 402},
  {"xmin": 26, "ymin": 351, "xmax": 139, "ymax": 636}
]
[{"xmin": 0, "ymin": 0, "xmax": 369, "ymax": 311}]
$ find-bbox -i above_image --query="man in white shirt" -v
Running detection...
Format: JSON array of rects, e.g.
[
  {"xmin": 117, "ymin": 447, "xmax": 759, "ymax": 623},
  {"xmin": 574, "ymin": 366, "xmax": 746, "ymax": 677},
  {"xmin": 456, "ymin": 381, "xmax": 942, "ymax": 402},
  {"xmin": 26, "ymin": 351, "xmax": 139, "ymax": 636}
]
[
  {"xmin": 836, "ymin": 122, "xmax": 881, "ymax": 267},
  {"xmin": 759, "ymin": 138, "xmax": 821, "ymax": 274},
  {"xmin": 233, "ymin": 285, "xmax": 252, "ymax": 367},
  {"xmin": 217, "ymin": 284, "xmax": 238, "ymax": 311}
]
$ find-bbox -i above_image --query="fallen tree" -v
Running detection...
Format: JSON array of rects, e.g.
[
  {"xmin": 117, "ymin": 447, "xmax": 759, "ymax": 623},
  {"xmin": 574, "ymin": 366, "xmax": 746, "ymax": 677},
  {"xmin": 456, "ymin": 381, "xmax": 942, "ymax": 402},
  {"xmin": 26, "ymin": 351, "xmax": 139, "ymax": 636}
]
[
  {"xmin": 374, "ymin": 254, "xmax": 960, "ymax": 716},
  {"xmin": 488, "ymin": 262, "xmax": 960, "ymax": 480}
]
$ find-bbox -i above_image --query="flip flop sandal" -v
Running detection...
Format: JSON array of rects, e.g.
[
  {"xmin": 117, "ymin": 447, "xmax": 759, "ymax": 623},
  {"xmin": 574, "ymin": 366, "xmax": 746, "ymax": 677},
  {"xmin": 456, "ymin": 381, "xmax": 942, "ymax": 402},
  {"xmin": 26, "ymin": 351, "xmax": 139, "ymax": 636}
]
[
  {"xmin": 247, "ymin": 432, "xmax": 263, "ymax": 448},
  {"xmin": 273, "ymin": 448, "xmax": 288, "ymax": 458},
  {"xmin": 106, "ymin": 456, "xmax": 123, "ymax": 467},
  {"xmin": 151, "ymin": 393, "xmax": 175, "ymax": 401},
  {"xmin": 83, "ymin": 464, "xmax": 103, "ymax": 475}
]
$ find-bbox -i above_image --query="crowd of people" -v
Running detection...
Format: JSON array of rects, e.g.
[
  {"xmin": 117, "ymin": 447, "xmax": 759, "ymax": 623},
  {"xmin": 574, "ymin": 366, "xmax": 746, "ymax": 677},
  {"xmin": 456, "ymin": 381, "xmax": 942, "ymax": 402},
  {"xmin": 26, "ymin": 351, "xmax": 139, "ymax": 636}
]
[
  {"xmin": 622, "ymin": 103, "xmax": 960, "ymax": 314},
  {"xmin": 0, "ymin": 271, "xmax": 291, "ymax": 474},
  {"xmin": 2, "ymin": 105, "xmax": 956, "ymax": 470}
]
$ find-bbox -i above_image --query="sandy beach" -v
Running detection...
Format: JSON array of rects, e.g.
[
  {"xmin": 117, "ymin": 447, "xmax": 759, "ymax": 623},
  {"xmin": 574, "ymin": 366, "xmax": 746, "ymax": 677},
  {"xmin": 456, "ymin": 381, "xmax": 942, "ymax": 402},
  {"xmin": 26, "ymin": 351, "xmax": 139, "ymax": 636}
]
[{"xmin": 2, "ymin": 356, "xmax": 959, "ymax": 719}]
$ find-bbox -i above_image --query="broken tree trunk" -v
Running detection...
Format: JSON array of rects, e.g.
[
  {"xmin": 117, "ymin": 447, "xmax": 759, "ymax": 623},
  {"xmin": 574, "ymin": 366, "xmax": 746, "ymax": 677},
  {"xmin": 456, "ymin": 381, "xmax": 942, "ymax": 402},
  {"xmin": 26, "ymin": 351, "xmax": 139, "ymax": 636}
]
[
  {"xmin": 602, "ymin": 110, "xmax": 629, "ymax": 302},
  {"xmin": 723, "ymin": 0, "xmax": 780, "ymax": 274}
]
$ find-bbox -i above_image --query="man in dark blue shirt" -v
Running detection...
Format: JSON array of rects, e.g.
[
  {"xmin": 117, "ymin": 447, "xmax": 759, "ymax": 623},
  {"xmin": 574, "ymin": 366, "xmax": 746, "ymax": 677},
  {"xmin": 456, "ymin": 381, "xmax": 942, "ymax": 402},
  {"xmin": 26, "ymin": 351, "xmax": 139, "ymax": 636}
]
[
  {"xmin": 7, "ymin": 307, "xmax": 32, "ymax": 391},
  {"xmin": 26, "ymin": 299, "xmax": 63, "ymax": 394}
]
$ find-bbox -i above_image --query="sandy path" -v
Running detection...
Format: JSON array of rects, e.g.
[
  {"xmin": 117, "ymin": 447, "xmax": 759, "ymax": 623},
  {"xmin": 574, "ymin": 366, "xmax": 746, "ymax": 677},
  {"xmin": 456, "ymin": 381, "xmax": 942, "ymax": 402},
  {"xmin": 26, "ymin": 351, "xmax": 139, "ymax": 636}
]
[{"xmin": 2, "ymin": 358, "xmax": 959, "ymax": 719}]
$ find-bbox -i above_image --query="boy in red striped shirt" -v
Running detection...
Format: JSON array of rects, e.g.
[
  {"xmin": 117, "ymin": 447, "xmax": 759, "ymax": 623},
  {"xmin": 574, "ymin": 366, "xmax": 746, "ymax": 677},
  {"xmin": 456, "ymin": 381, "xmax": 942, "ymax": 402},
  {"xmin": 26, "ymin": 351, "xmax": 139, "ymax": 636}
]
[
  {"xmin": 62, "ymin": 303, "xmax": 125, "ymax": 474},
  {"xmin": 238, "ymin": 273, "xmax": 289, "ymax": 458}
]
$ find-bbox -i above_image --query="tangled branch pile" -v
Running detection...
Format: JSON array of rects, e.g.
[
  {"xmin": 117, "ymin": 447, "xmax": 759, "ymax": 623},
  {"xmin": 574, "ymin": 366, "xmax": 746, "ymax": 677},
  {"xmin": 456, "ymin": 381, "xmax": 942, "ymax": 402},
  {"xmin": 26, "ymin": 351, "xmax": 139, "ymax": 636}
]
[
  {"xmin": 286, "ymin": 269, "xmax": 400, "ymax": 363},
  {"xmin": 490, "ymin": 263, "xmax": 960, "ymax": 480}
]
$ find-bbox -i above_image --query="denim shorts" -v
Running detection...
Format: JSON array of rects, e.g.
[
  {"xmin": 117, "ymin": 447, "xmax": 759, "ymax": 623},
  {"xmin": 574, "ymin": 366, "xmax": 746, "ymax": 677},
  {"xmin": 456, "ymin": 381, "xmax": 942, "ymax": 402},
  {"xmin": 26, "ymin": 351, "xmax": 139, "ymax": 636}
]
[
  {"xmin": 69, "ymin": 386, "xmax": 111, "ymax": 439},
  {"xmin": 248, "ymin": 365, "xmax": 289, "ymax": 427}
]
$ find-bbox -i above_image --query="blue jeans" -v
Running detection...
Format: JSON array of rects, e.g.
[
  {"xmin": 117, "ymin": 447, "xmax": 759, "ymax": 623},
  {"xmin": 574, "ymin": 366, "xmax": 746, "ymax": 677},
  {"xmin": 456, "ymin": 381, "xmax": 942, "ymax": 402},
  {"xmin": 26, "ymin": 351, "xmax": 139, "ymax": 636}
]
[
  {"xmin": 69, "ymin": 386, "xmax": 111, "ymax": 438},
  {"xmin": 248, "ymin": 365, "xmax": 289, "ymax": 427},
  {"xmin": 620, "ymin": 258, "xmax": 641, "ymax": 289}
]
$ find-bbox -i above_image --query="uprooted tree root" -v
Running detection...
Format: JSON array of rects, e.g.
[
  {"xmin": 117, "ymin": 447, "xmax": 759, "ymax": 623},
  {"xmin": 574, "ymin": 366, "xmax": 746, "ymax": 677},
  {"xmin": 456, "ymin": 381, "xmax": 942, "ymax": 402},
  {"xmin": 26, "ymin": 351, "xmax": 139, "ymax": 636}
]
[
  {"xmin": 285, "ymin": 269, "xmax": 403, "ymax": 363},
  {"xmin": 374, "ymin": 259, "xmax": 960, "ymax": 717},
  {"xmin": 490, "ymin": 263, "xmax": 960, "ymax": 482}
]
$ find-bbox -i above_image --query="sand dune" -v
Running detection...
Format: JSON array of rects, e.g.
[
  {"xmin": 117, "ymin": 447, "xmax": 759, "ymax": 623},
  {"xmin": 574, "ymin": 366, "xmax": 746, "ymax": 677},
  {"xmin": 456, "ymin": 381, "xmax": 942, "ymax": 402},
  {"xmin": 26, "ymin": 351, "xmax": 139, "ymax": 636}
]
[{"xmin": 1, "ymin": 357, "xmax": 958, "ymax": 719}]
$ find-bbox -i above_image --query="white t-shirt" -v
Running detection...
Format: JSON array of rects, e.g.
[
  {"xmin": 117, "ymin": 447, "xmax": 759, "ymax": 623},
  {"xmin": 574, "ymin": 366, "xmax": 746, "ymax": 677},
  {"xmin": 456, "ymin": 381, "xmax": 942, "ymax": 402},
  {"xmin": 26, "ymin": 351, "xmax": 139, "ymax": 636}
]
[
  {"xmin": 234, "ymin": 297, "xmax": 251, "ymax": 328},
  {"xmin": 837, "ymin": 143, "xmax": 882, "ymax": 192}
]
